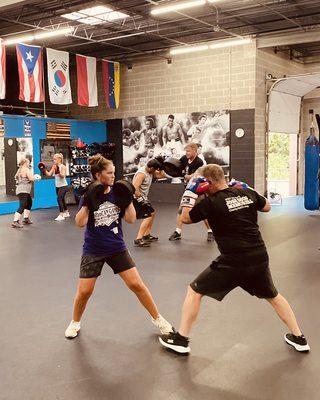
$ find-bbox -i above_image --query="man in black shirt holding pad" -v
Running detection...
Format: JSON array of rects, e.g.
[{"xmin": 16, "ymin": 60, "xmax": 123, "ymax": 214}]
[
  {"xmin": 169, "ymin": 143, "xmax": 214, "ymax": 242},
  {"xmin": 160, "ymin": 164, "xmax": 310, "ymax": 354}
]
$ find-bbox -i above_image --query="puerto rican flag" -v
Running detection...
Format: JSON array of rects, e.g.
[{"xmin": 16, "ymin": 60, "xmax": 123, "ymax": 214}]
[
  {"xmin": 76, "ymin": 54, "xmax": 98, "ymax": 107},
  {"xmin": 0, "ymin": 39, "xmax": 5, "ymax": 99},
  {"xmin": 16, "ymin": 43, "xmax": 44, "ymax": 103}
]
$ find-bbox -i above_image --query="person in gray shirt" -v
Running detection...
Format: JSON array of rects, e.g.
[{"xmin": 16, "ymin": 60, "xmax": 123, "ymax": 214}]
[
  {"xmin": 12, "ymin": 158, "xmax": 41, "ymax": 228},
  {"xmin": 132, "ymin": 159, "xmax": 165, "ymax": 247}
]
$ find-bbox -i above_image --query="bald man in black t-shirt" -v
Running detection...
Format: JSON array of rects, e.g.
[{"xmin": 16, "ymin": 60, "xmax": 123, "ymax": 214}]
[{"xmin": 160, "ymin": 164, "xmax": 310, "ymax": 355}]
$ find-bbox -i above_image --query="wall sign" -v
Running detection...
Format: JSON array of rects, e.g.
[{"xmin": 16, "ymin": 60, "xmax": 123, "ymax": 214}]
[
  {"xmin": 24, "ymin": 119, "xmax": 32, "ymax": 137},
  {"xmin": 0, "ymin": 119, "xmax": 4, "ymax": 137}
]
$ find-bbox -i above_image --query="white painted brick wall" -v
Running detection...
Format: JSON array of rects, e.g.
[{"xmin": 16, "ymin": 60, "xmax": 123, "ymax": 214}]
[
  {"xmin": 69, "ymin": 43, "xmax": 256, "ymax": 120},
  {"xmin": 255, "ymin": 49, "xmax": 305, "ymax": 194},
  {"xmin": 68, "ymin": 44, "xmax": 320, "ymax": 194}
]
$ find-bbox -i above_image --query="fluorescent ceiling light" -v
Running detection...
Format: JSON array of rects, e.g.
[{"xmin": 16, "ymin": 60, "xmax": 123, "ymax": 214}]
[
  {"xmin": 209, "ymin": 37, "xmax": 252, "ymax": 49},
  {"xmin": 4, "ymin": 27, "xmax": 74, "ymax": 45},
  {"xmin": 62, "ymin": 5, "xmax": 129, "ymax": 25},
  {"xmin": 4, "ymin": 34, "xmax": 34, "ymax": 45},
  {"xmin": 101, "ymin": 32, "xmax": 145, "ymax": 42},
  {"xmin": 170, "ymin": 44, "xmax": 209, "ymax": 55},
  {"xmin": 151, "ymin": 0, "xmax": 206, "ymax": 15},
  {"xmin": 170, "ymin": 37, "xmax": 252, "ymax": 55}
]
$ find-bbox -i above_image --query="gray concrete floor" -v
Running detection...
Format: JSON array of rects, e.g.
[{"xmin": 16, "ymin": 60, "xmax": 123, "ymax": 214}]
[{"xmin": 0, "ymin": 196, "xmax": 319, "ymax": 400}]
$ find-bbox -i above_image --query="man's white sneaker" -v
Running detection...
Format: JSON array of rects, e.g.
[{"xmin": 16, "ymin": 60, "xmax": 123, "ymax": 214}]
[
  {"xmin": 152, "ymin": 314, "xmax": 174, "ymax": 334},
  {"xmin": 55, "ymin": 215, "xmax": 65, "ymax": 221},
  {"xmin": 65, "ymin": 320, "xmax": 81, "ymax": 339},
  {"xmin": 63, "ymin": 211, "xmax": 70, "ymax": 218}
]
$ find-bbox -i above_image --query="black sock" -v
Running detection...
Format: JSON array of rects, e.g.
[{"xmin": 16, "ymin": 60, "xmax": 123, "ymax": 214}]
[{"xmin": 177, "ymin": 332, "xmax": 189, "ymax": 340}]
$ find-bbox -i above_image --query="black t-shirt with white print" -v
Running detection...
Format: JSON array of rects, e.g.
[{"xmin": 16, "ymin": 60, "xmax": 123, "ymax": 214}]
[
  {"xmin": 179, "ymin": 155, "xmax": 203, "ymax": 176},
  {"xmin": 189, "ymin": 187, "xmax": 268, "ymax": 267}
]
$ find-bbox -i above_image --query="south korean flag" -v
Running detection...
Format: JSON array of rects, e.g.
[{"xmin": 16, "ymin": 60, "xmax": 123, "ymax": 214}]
[{"xmin": 46, "ymin": 48, "xmax": 72, "ymax": 105}]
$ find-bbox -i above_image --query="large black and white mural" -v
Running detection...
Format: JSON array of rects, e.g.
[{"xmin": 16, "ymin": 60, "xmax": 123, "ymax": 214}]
[{"xmin": 122, "ymin": 110, "xmax": 230, "ymax": 180}]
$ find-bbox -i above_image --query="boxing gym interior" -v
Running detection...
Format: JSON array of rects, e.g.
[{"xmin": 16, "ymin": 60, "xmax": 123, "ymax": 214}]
[{"xmin": 0, "ymin": 1, "xmax": 320, "ymax": 400}]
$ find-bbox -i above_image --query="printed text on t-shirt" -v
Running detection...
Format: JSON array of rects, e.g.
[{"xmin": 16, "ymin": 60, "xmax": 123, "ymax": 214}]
[
  {"xmin": 94, "ymin": 201, "xmax": 121, "ymax": 227},
  {"xmin": 225, "ymin": 196, "xmax": 253, "ymax": 212}
]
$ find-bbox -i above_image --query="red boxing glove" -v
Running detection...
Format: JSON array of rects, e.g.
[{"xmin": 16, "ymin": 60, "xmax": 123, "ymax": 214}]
[
  {"xmin": 186, "ymin": 176, "xmax": 209, "ymax": 194},
  {"xmin": 180, "ymin": 176, "xmax": 209, "ymax": 209},
  {"xmin": 55, "ymin": 165, "xmax": 60, "ymax": 175},
  {"xmin": 38, "ymin": 162, "xmax": 47, "ymax": 175}
]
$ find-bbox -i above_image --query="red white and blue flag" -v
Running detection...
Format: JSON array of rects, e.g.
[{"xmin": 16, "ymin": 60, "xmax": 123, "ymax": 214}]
[
  {"xmin": 0, "ymin": 39, "xmax": 6, "ymax": 100},
  {"xmin": 16, "ymin": 43, "xmax": 44, "ymax": 103},
  {"xmin": 76, "ymin": 54, "xmax": 98, "ymax": 107},
  {"xmin": 46, "ymin": 48, "xmax": 72, "ymax": 105}
]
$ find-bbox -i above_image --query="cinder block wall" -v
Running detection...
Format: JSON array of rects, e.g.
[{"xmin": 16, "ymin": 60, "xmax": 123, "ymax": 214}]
[
  {"xmin": 255, "ymin": 50, "xmax": 320, "ymax": 194},
  {"xmin": 255, "ymin": 49, "xmax": 305, "ymax": 194},
  {"xmin": 69, "ymin": 44, "xmax": 320, "ymax": 195},
  {"xmin": 69, "ymin": 43, "xmax": 256, "ymax": 120}
]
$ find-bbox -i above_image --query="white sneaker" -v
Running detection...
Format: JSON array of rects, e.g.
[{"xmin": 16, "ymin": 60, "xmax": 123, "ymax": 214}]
[
  {"xmin": 65, "ymin": 320, "xmax": 81, "ymax": 339},
  {"xmin": 63, "ymin": 211, "xmax": 70, "ymax": 218},
  {"xmin": 152, "ymin": 314, "xmax": 174, "ymax": 334},
  {"xmin": 55, "ymin": 215, "xmax": 65, "ymax": 221}
]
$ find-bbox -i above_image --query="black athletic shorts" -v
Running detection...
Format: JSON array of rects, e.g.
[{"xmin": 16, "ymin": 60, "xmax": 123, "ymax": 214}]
[
  {"xmin": 79, "ymin": 250, "xmax": 136, "ymax": 278},
  {"xmin": 190, "ymin": 257, "xmax": 278, "ymax": 301}
]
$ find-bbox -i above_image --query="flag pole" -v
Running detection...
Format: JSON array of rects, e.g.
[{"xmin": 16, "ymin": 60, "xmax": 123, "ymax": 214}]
[{"xmin": 42, "ymin": 46, "xmax": 47, "ymax": 118}]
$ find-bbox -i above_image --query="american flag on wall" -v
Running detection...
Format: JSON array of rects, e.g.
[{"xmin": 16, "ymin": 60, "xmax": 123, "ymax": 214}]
[{"xmin": 46, "ymin": 122, "xmax": 70, "ymax": 139}]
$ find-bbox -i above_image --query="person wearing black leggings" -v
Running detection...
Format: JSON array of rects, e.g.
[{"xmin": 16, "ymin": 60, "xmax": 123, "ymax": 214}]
[
  {"xmin": 40, "ymin": 153, "xmax": 70, "ymax": 221},
  {"xmin": 12, "ymin": 158, "xmax": 41, "ymax": 228}
]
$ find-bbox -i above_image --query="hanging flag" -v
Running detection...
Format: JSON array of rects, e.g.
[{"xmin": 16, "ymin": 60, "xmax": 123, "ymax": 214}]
[
  {"xmin": 16, "ymin": 43, "xmax": 44, "ymax": 103},
  {"xmin": 46, "ymin": 48, "xmax": 72, "ymax": 105},
  {"xmin": 102, "ymin": 60, "xmax": 120, "ymax": 109},
  {"xmin": 76, "ymin": 54, "xmax": 98, "ymax": 107},
  {"xmin": 0, "ymin": 39, "xmax": 5, "ymax": 99}
]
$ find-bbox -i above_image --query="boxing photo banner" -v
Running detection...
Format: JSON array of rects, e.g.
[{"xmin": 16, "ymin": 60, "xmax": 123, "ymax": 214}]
[
  {"xmin": 122, "ymin": 110, "xmax": 230, "ymax": 181},
  {"xmin": 46, "ymin": 48, "xmax": 72, "ymax": 105}
]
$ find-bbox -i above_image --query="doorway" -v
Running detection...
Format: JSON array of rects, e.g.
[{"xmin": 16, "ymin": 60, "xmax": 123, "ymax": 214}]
[{"xmin": 267, "ymin": 132, "xmax": 298, "ymax": 198}]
